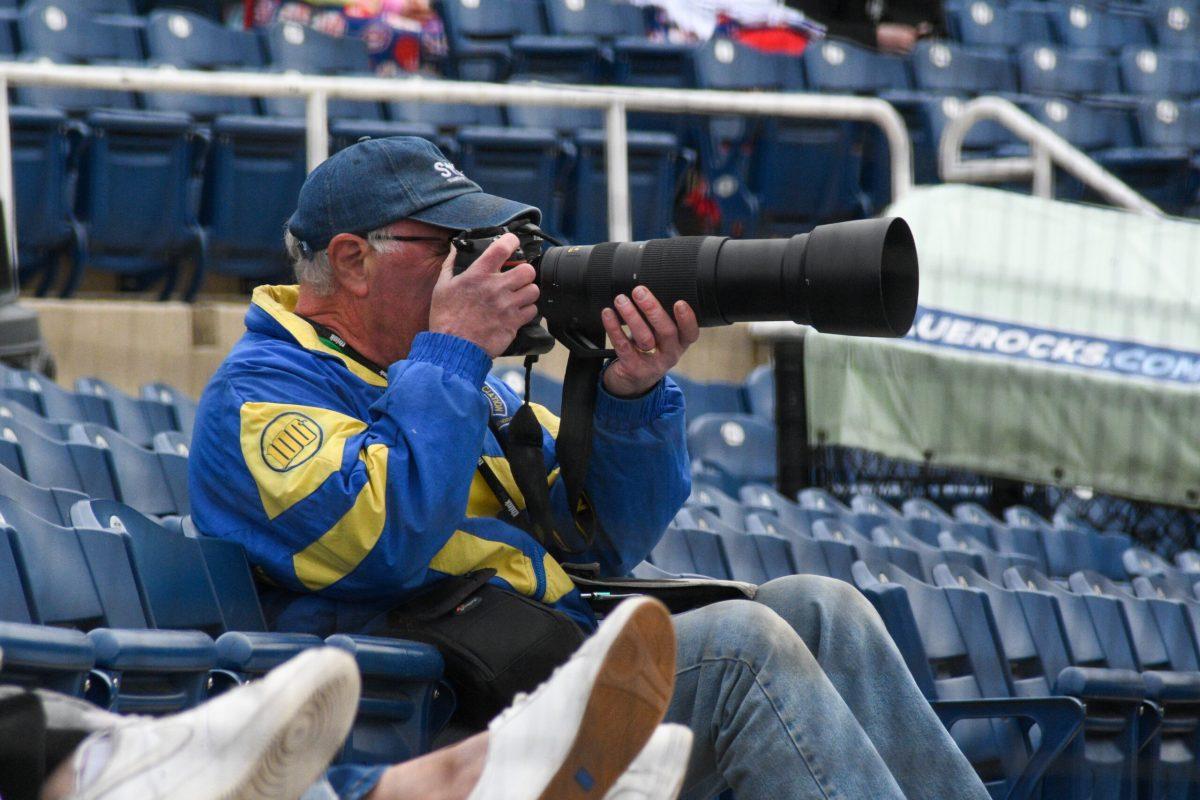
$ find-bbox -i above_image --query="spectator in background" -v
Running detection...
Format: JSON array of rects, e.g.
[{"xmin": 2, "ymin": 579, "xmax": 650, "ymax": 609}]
[
  {"xmin": 784, "ymin": 0, "xmax": 945, "ymax": 53},
  {"xmin": 252, "ymin": 0, "xmax": 447, "ymax": 74}
]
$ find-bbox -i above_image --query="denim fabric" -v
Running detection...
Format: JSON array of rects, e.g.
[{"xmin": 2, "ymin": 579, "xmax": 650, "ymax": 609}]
[
  {"xmin": 324, "ymin": 764, "xmax": 388, "ymax": 800},
  {"xmin": 666, "ymin": 575, "xmax": 991, "ymax": 800}
]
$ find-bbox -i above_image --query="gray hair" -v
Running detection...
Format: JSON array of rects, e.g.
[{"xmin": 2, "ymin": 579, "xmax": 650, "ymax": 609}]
[{"xmin": 284, "ymin": 224, "xmax": 403, "ymax": 296}]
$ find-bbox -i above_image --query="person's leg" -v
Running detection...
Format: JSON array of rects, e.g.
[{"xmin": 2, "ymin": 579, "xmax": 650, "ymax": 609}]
[
  {"xmin": 754, "ymin": 575, "xmax": 990, "ymax": 800},
  {"xmin": 665, "ymin": 600, "xmax": 907, "ymax": 800}
]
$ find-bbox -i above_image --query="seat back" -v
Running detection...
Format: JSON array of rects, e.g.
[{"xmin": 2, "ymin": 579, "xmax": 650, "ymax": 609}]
[
  {"xmin": 454, "ymin": 127, "xmax": 564, "ymax": 237},
  {"xmin": 4, "ymin": 369, "xmax": 112, "ymax": 426},
  {"xmin": 1038, "ymin": 525, "xmax": 1102, "ymax": 578},
  {"xmin": 0, "ymin": 461, "xmax": 85, "ymax": 525},
  {"xmin": 0, "ymin": 417, "xmax": 117, "ymax": 500},
  {"xmin": 689, "ymin": 483, "xmax": 745, "ymax": 529},
  {"xmin": 141, "ymin": 382, "xmax": 197, "ymax": 439},
  {"xmin": 144, "ymin": 10, "xmax": 261, "ymax": 117},
  {"xmin": 719, "ymin": 530, "xmax": 795, "ymax": 584},
  {"xmin": 10, "ymin": 107, "xmax": 80, "ymax": 260},
  {"xmin": 71, "ymin": 498, "xmax": 225, "ymax": 636},
  {"xmin": 0, "ymin": 496, "xmax": 105, "ymax": 629},
  {"xmin": 950, "ymin": 0, "xmax": 1053, "ymax": 49},
  {"xmin": 911, "ymin": 40, "xmax": 1017, "ymax": 93},
  {"xmin": 0, "ymin": 397, "xmax": 70, "ymax": 442},
  {"xmin": 1017, "ymin": 46, "xmax": 1121, "ymax": 96},
  {"xmin": 1152, "ymin": 3, "xmax": 1199, "ymax": 51},
  {"xmin": 76, "ymin": 377, "xmax": 177, "ymax": 447},
  {"xmin": 1123, "ymin": 545, "xmax": 1174, "ymax": 578},
  {"xmin": 0, "ymin": 529, "xmax": 33, "ymax": 624},
  {"xmin": 693, "ymin": 36, "xmax": 801, "ymax": 91},
  {"xmin": 543, "ymin": 0, "xmax": 642, "ymax": 38},
  {"xmin": 1004, "ymin": 566, "xmax": 1127, "ymax": 670},
  {"xmin": 571, "ymin": 129, "xmax": 678, "ymax": 244},
  {"xmin": 194, "ymin": 535, "xmax": 268, "ymax": 632},
  {"xmin": 685, "ymin": 414, "xmax": 776, "ymax": 494},
  {"xmin": 18, "ymin": 0, "xmax": 139, "ymax": 111},
  {"xmin": 1069, "ymin": 571, "xmax": 1176, "ymax": 672},
  {"xmin": 70, "ymin": 423, "xmax": 186, "ymax": 516},
  {"xmin": 990, "ymin": 524, "xmax": 1050, "ymax": 574},
  {"xmin": 669, "ymin": 373, "xmax": 748, "ymax": 421},
  {"xmin": 1049, "ymin": 4, "xmax": 1152, "ymax": 51},
  {"xmin": 263, "ymin": 22, "xmax": 382, "ymax": 120},
  {"xmin": 802, "ymin": 38, "xmax": 910, "ymax": 93},
  {"xmin": 743, "ymin": 365, "xmax": 773, "ymax": 420}
]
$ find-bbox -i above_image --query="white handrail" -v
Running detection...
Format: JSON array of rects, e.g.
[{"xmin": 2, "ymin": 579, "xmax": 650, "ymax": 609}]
[
  {"xmin": 938, "ymin": 95, "xmax": 1162, "ymax": 217},
  {"xmin": 0, "ymin": 61, "xmax": 915, "ymax": 263}
]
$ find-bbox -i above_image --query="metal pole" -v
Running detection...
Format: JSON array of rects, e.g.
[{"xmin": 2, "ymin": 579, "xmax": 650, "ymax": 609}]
[
  {"xmin": 775, "ymin": 337, "xmax": 810, "ymax": 497},
  {"xmin": 0, "ymin": 78, "xmax": 16, "ymax": 272},
  {"xmin": 605, "ymin": 101, "xmax": 631, "ymax": 242},
  {"xmin": 1031, "ymin": 143, "xmax": 1053, "ymax": 199},
  {"xmin": 305, "ymin": 90, "xmax": 329, "ymax": 174}
]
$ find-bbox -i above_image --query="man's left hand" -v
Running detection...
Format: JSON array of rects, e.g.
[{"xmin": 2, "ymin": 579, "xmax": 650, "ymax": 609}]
[{"xmin": 600, "ymin": 286, "xmax": 700, "ymax": 398}]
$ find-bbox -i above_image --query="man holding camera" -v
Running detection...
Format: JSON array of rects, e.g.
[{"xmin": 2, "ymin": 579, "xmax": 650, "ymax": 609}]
[{"xmin": 191, "ymin": 137, "xmax": 987, "ymax": 800}]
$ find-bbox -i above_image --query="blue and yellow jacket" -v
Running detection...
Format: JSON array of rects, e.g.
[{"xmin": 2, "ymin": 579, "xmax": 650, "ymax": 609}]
[{"xmin": 189, "ymin": 286, "xmax": 691, "ymax": 634}]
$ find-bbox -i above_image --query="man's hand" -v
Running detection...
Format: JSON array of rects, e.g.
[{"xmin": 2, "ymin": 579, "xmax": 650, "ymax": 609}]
[
  {"xmin": 875, "ymin": 22, "xmax": 921, "ymax": 54},
  {"xmin": 600, "ymin": 286, "xmax": 700, "ymax": 398},
  {"xmin": 428, "ymin": 233, "xmax": 540, "ymax": 358}
]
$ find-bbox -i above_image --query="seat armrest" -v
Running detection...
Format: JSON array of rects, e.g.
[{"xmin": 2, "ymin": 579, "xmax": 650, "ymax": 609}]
[
  {"xmin": 87, "ymin": 628, "xmax": 217, "ymax": 714},
  {"xmin": 0, "ymin": 621, "xmax": 95, "ymax": 695},
  {"xmin": 1055, "ymin": 666, "xmax": 1146, "ymax": 703},
  {"xmin": 932, "ymin": 696, "xmax": 1085, "ymax": 800},
  {"xmin": 1142, "ymin": 670, "xmax": 1200, "ymax": 703},
  {"xmin": 214, "ymin": 630, "xmax": 325, "ymax": 674}
]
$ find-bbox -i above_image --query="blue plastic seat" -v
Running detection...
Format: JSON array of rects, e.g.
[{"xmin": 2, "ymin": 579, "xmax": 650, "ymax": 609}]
[
  {"xmin": 1049, "ymin": 4, "xmax": 1152, "ymax": 52},
  {"xmin": 1037, "ymin": 525, "xmax": 1104, "ymax": 579},
  {"xmin": 798, "ymin": 487, "xmax": 852, "ymax": 515},
  {"xmin": 0, "ymin": 396, "xmax": 71, "ymax": 441},
  {"xmin": 262, "ymin": 22, "xmax": 384, "ymax": 121},
  {"xmin": 1152, "ymin": 2, "xmax": 1199, "ymax": 51},
  {"xmin": 948, "ymin": 0, "xmax": 1054, "ymax": 50},
  {"xmin": 742, "ymin": 365, "xmax": 773, "ymax": 420},
  {"xmin": 570, "ymin": 128, "xmax": 678, "ymax": 243},
  {"xmin": 650, "ymin": 527, "xmax": 731, "ymax": 580},
  {"xmin": 911, "ymin": 41, "xmax": 1018, "ymax": 94},
  {"xmin": 740, "ymin": 491, "xmax": 835, "ymax": 539},
  {"xmin": 2, "ymin": 368, "xmax": 112, "ymax": 425},
  {"xmin": 454, "ymin": 126, "xmax": 566, "ymax": 238},
  {"xmin": 990, "ymin": 524, "xmax": 1051, "ymax": 575},
  {"xmin": 0, "ymin": 415, "xmax": 117, "ymax": 500},
  {"xmin": 718, "ymin": 530, "xmax": 796, "ymax": 584},
  {"xmin": 803, "ymin": 38, "xmax": 910, "ymax": 94},
  {"xmin": 1123, "ymin": 546, "xmax": 1175, "ymax": 578},
  {"xmin": 1133, "ymin": 98, "xmax": 1200, "ymax": 153},
  {"xmin": 437, "ymin": 0, "xmax": 546, "ymax": 81},
  {"xmin": 610, "ymin": 39, "xmax": 696, "ymax": 137},
  {"xmin": 141, "ymin": 381, "xmax": 197, "ymax": 440},
  {"xmin": 814, "ymin": 518, "xmax": 924, "ymax": 579},
  {"xmin": 854, "ymin": 562, "xmax": 1086, "ymax": 798},
  {"xmin": 1119, "ymin": 47, "xmax": 1200, "ymax": 97},
  {"xmin": 1017, "ymin": 46, "xmax": 1121, "ymax": 96},
  {"xmin": 143, "ymin": 10, "xmax": 263, "ymax": 118},
  {"xmin": 904, "ymin": 497, "xmax": 956, "ymax": 524},
  {"xmin": 202, "ymin": 115, "xmax": 307, "ymax": 282},
  {"xmin": 75, "ymin": 377, "xmax": 177, "ymax": 447},
  {"xmin": 902, "ymin": 94, "xmax": 1022, "ymax": 182},
  {"xmin": 0, "ymin": 461, "xmax": 86, "ymax": 525},
  {"xmin": 10, "ymin": 107, "xmax": 87, "ymax": 297},
  {"xmin": 871, "ymin": 520, "xmax": 983, "ymax": 582},
  {"xmin": 1176, "ymin": 549, "xmax": 1200, "ymax": 574},
  {"xmin": 1003, "ymin": 505, "xmax": 1052, "ymax": 529},
  {"xmin": 68, "ymin": 423, "xmax": 188, "ymax": 516},
  {"xmin": 688, "ymin": 482, "xmax": 745, "ymax": 528},
  {"xmin": 17, "ymin": 0, "xmax": 140, "ymax": 113},
  {"xmin": 846, "ymin": 508, "xmax": 944, "ymax": 546},
  {"xmin": 668, "ymin": 373, "xmax": 747, "ymax": 422},
  {"xmin": 685, "ymin": 414, "xmax": 776, "ymax": 495},
  {"xmin": 934, "ymin": 563, "xmax": 1143, "ymax": 798},
  {"xmin": 75, "ymin": 110, "xmax": 208, "ymax": 300},
  {"xmin": 937, "ymin": 529, "xmax": 1040, "ymax": 583},
  {"xmin": 674, "ymin": 506, "xmax": 741, "ymax": 538}
]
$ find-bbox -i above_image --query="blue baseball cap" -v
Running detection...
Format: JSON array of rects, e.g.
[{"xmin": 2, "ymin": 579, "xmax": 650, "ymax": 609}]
[{"xmin": 286, "ymin": 136, "xmax": 540, "ymax": 254}]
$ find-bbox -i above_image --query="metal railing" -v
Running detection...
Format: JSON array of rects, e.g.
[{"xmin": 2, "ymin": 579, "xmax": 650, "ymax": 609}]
[
  {"xmin": 0, "ymin": 61, "xmax": 915, "ymax": 260},
  {"xmin": 938, "ymin": 95, "xmax": 1162, "ymax": 217}
]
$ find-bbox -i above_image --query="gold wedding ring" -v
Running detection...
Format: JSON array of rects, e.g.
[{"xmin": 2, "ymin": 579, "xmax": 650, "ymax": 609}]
[{"xmin": 635, "ymin": 345, "xmax": 658, "ymax": 355}]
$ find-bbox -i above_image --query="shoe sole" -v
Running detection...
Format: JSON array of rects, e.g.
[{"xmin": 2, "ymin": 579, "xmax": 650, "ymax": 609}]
[
  {"xmin": 83, "ymin": 649, "xmax": 361, "ymax": 800},
  {"xmin": 537, "ymin": 598, "xmax": 676, "ymax": 800}
]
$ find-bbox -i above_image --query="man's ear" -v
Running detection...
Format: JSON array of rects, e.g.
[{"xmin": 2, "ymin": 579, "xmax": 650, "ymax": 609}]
[{"xmin": 326, "ymin": 233, "xmax": 371, "ymax": 297}]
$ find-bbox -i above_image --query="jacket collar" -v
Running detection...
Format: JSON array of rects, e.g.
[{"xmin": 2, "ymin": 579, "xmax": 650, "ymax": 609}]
[{"xmin": 246, "ymin": 285, "xmax": 388, "ymax": 388}]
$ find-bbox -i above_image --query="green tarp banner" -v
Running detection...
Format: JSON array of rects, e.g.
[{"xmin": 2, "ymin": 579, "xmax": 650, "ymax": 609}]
[{"xmin": 795, "ymin": 185, "xmax": 1200, "ymax": 509}]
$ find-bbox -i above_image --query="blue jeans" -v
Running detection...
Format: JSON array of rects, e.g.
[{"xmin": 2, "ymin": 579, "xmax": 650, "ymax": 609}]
[{"xmin": 666, "ymin": 574, "xmax": 991, "ymax": 800}]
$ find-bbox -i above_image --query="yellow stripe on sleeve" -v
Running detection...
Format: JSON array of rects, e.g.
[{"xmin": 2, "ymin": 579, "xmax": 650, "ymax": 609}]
[
  {"xmin": 240, "ymin": 402, "xmax": 368, "ymax": 520},
  {"xmin": 292, "ymin": 443, "xmax": 388, "ymax": 591},
  {"xmin": 429, "ymin": 530, "xmax": 539, "ymax": 597}
]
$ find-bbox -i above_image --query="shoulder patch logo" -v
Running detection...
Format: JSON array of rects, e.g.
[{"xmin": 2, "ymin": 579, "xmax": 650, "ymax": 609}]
[
  {"xmin": 481, "ymin": 384, "xmax": 508, "ymax": 417},
  {"xmin": 260, "ymin": 412, "xmax": 324, "ymax": 472}
]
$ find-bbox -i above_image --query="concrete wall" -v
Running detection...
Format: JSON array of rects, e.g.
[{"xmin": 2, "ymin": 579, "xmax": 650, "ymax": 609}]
[{"xmin": 27, "ymin": 298, "xmax": 768, "ymax": 396}]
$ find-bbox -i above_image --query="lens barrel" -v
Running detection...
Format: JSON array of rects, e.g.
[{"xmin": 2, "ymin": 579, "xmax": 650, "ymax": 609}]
[{"xmin": 537, "ymin": 217, "xmax": 918, "ymax": 338}]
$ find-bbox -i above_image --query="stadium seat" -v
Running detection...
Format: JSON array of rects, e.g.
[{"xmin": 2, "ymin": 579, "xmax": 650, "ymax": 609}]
[
  {"xmin": 1036, "ymin": 525, "xmax": 1105, "ymax": 579},
  {"xmin": 10, "ymin": 107, "xmax": 87, "ymax": 297},
  {"xmin": 1048, "ymin": 4, "xmax": 1153, "ymax": 52},
  {"xmin": 1151, "ymin": 2, "xmax": 1200, "ymax": 51},
  {"xmin": 0, "ymin": 396, "xmax": 71, "ymax": 441},
  {"xmin": 933, "ymin": 563, "xmax": 1143, "ymax": 798},
  {"xmin": 1122, "ymin": 546, "xmax": 1175, "ymax": 578},
  {"xmin": 688, "ymin": 482, "xmax": 745, "ymax": 528},
  {"xmin": 991, "ymin": 525, "xmax": 1052, "ymax": 575},
  {"xmin": 68, "ymin": 423, "xmax": 189, "ymax": 516},
  {"xmin": 386, "ymin": 77, "xmax": 505, "ymax": 132},
  {"xmin": 437, "ymin": 0, "xmax": 551, "ymax": 81},
  {"xmin": 650, "ymin": 526, "xmax": 731, "ymax": 579},
  {"xmin": 674, "ymin": 505, "xmax": 741, "ymax": 538},
  {"xmin": 850, "ymin": 494, "xmax": 903, "ymax": 518},
  {"xmin": 668, "ymin": 373, "xmax": 747, "ymax": 421},
  {"xmin": 0, "ymin": 461, "xmax": 86, "ymax": 525},
  {"xmin": 0, "ymin": 416, "xmax": 117, "ymax": 500},
  {"xmin": 686, "ymin": 414, "xmax": 776, "ymax": 494},
  {"xmin": 911, "ymin": 41, "xmax": 1019, "ymax": 95},
  {"xmin": 718, "ymin": 530, "xmax": 796, "ymax": 584},
  {"xmin": 571, "ymin": 129, "xmax": 679, "ymax": 243},
  {"xmin": 870, "ymin": 520, "xmax": 984, "ymax": 581},
  {"xmin": 1176, "ymin": 550, "xmax": 1200, "ymax": 574},
  {"xmin": 1016, "ymin": 46, "xmax": 1121, "ymax": 96},
  {"xmin": 143, "ymin": 10, "xmax": 263, "ymax": 118},
  {"xmin": 454, "ymin": 126, "xmax": 567, "ymax": 239},
  {"xmin": 17, "ymin": 0, "xmax": 140, "ymax": 113},
  {"xmin": 201, "ymin": 115, "xmax": 307, "ymax": 282},
  {"xmin": 0, "ymin": 620, "xmax": 95, "ymax": 696},
  {"xmin": 947, "ymin": 1, "xmax": 1054, "ymax": 51},
  {"xmin": 75, "ymin": 377, "xmax": 177, "ymax": 447},
  {"xmin": 141, "ymin": 382, "xmax": 197, "ymax": 440},
  {"xmin": 262, "ymin": 22, "xmax": 384, "ymax": 121},
  {"xmin": 855, "ymin": 562, "xmax": 1086, "ymax": 798},
  {"xmin": 610, "ymin": 39, "xmax": 696, "ymax": 137},
  {"xmin": 75, "ymin": 110, "xmax": 208, "ymax": 299},
  {"xmin": 814, "ymin": 518, "xmax": 923, "ymax": 578},
  {"xmin": 743, "ymin": 364, "xmax": 773, "ymax": 421},
  {"xmin": 1003, "ymin": 505, "xmax": 1052, "ymax": 530},
  {"xmin": 802, "ymin": 38, "xmax": 910, "ymax": 95},
  {"xmin": 798, "ymin": 487, "xmax": 852, "ymax": 515},
  {"xmin": 937, "ymin": 529, "xmax": 1042, "ymax": 583},
  {"xmin": 0, "ymin": 496, "xmax": 216, "ymax": 711},
  {"xmin": 2, "ymin": 368, "xmax": 111, "ymax": 425},
  {"xmin": 1119, "ymin": 47, "xmax": 1200, "ymax": 98}
]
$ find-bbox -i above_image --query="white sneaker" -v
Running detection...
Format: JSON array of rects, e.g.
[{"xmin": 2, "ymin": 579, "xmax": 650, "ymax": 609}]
[
  {"xmin": 68, "ymin": 647, "xmax": 361, "ymax": 800},
  {"xmin": 466, "ymin": 596, "xmax": 676, "ymax": 800},
  {"xmin": 603, "ymin": 724, "xmax": 693, "ymax": 800}
]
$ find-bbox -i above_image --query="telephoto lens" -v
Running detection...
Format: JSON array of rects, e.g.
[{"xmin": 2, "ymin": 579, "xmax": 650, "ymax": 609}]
[{"xmin": 537, "ymin": 217, "xmax": 918, "ymax": 339}]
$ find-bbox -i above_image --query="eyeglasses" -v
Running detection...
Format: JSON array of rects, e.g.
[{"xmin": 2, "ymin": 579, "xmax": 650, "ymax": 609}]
[{"xmin": 365, "ymin": 232, "xmax": 457, "ymax": 257}]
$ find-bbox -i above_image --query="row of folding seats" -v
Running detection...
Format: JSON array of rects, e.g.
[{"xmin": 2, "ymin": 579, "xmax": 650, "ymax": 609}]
[
  {"xmin": 0, "ymin": 492, "xmax": 446, "ymax": 764},
  {"xmin": 7, "ymin": 4, "xmax": 682, "ymax": 296},
  {"xmin": 648, "ymin": 483, "xmax": 1200, "ymax": 796},
  {"xmin": 945, "ymin": 0, "xmax": 1197, "ymax": 53}
]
